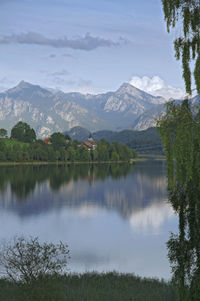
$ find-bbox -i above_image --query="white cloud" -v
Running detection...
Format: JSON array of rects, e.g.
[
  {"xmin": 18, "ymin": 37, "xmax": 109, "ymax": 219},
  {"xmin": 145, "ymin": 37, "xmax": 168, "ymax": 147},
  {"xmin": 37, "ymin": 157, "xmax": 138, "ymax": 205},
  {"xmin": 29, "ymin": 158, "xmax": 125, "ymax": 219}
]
[{"xmin": 130, "ymin": 76, "xmax": 186, "ymax": 100}]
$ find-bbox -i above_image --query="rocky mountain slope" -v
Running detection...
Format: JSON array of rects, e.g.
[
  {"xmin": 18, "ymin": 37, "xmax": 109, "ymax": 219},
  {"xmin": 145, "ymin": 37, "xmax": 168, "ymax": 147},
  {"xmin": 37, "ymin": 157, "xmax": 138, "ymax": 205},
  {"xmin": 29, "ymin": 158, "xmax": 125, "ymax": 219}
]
[{"xmin": 0, "ymin": 80, "xmax": 172, "ymax": 138}]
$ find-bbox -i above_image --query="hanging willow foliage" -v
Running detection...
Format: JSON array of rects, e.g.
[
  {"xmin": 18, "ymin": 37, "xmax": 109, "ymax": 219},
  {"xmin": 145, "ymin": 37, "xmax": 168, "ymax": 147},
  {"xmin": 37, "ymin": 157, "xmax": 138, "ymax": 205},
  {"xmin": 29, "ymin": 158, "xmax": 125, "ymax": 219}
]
[
  {"xmin": 157, "ymin": 100, "xmax": 200, "ymax": 300},
  {"xmin": 162, "ymin": 0, "xmax": 200, "ymax": 94}
]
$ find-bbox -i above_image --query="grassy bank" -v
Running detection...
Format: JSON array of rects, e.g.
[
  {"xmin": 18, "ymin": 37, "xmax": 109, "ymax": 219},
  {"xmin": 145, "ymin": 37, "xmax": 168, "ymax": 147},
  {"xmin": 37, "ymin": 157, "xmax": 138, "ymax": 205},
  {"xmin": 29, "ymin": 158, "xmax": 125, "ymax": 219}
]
[{"xmin": 0, "ymin": 272, "xmax": 177, "ymax": 301}]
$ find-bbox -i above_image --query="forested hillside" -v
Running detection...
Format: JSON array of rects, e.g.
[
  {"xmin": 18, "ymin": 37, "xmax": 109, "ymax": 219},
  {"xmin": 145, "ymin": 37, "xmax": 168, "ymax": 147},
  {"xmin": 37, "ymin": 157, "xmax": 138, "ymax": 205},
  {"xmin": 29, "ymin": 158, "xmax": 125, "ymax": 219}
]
[
  {"xmin": 93, "ymin": 127, "xmax": 163, "ymax": 154},
  {"xmin": 105, "ymin": 128, "xmax": 163, "ymax": 154}
]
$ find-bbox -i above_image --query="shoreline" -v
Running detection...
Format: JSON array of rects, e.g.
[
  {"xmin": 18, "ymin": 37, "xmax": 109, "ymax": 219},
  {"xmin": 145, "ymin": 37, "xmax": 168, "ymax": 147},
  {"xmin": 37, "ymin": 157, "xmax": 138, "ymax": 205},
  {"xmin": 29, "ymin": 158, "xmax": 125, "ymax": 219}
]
[
  {"xmin": 0, "ymin": 157, "xmax": 165, "ymax": 166},
  {"xmin": 0, "ymin": 160, "xmax": 135, "ymax": 166}
]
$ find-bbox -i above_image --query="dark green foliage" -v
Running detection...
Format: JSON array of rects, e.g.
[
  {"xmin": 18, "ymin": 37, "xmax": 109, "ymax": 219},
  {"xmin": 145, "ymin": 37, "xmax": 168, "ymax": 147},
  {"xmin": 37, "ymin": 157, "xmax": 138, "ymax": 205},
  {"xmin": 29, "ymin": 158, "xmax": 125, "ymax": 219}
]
[
  {"xmin": 112, "ymin": 128, "xmax": 163, "ymax": 154},
  {"xmin": 0, "ymin": 122, "xmax": 136, "ymax": 163},
  {"xmin": 162, "ymin": 0, "xmax": 200, "ymax": 94},
  {"xmin": 79, "ymin": 147, "xmax": 90, "ymax": 161},
  {"xmin": 50, "ymin": 132, "xmax": 67, "ymax": 150},
  {"xmin": 0, "ymin": 272, "xmax": 178, "ymax": 301},
  {"xmin": 92, "ymin": 130, "xmax": 115, "ymax": 141},
  {"xmin": 157, "ymin": 99, "xmax": 200, "ymax": 300},
  {"xmin": 92, "ymin": 139, "xmax": 136, "ymax": 162},
  {"xmin": 11, "ymin": 122, "xmax": 36, "ymax": 143},
  {"xmin": 64, "ymin": 134, "xmax": 71, "ymax": 141},
  {"xmin": 0, "ymin": 128, "xmax": 7, "ymax": 138},
  {"xmin": 0, "ymin": 130, "xmax": 136, "ymax": 163},
  {"xmin": 93, "ymin": 128, "xmax": 163, "ymax": 154}
]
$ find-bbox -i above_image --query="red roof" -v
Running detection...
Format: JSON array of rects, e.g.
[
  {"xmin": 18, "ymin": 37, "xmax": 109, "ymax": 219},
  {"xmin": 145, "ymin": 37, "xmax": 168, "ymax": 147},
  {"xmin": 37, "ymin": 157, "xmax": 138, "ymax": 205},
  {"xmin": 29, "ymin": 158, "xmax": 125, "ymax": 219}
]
[{"xmin": 43, "ymin": 138, "xmax": 51, "ymax": 143}]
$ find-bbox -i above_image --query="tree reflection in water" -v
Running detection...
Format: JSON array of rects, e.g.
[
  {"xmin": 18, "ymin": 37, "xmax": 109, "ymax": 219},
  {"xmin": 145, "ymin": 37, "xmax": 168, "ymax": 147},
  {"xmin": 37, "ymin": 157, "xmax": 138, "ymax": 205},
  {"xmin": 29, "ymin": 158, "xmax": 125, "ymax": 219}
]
[
  {"xmin": 0, "ymin": 161, "xmax": 173, "ymax": 278},
  {"xmin": 0, "ymin": 163, "xmax": 132, "ymax": 199},
  {"xmin": 0, "ymin": 161, "xmax": 168, "ymax": 223}
]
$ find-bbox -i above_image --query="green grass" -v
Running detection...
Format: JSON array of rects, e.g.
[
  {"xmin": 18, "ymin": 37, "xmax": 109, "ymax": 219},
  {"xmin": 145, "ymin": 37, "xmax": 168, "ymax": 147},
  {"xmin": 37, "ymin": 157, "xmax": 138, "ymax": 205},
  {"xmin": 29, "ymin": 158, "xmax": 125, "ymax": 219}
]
[
  {"xmin": 0, "ymin": 273, "xmax": 178, "ymax": 301},
  {"xmin": 0, "ymin": 138, "xmax": 29, "ymax": 148}
]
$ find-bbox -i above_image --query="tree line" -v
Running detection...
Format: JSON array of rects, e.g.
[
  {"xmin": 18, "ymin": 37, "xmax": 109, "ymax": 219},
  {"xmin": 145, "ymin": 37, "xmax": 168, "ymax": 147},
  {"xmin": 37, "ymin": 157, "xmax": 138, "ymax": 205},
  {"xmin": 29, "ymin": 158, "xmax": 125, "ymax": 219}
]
[{"xmin": 0, "ymin": 122, "xmax": 136, "ymax": 162}]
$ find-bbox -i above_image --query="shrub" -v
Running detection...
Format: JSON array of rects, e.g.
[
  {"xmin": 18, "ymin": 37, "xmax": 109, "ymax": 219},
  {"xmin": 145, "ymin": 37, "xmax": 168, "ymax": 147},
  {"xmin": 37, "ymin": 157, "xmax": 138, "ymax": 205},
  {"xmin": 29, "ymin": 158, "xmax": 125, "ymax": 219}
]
[{"xmin": 0, "ymin": 236, "xmax": 69, "ymax": 284}]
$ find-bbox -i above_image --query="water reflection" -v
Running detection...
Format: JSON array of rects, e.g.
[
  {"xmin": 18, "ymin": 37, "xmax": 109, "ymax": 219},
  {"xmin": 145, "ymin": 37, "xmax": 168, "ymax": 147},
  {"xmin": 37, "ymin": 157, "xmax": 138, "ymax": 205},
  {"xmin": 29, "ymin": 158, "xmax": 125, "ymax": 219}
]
[
  {"xmin": 0, "ymin": 163, "xmax": 132, "ymax": 198},
  {"xmin": 0, "ymin": 161, "xmax": 176, "ymax": 278},
  {"xmin": 129, "ymin": 202, "xmax": 174, "ymax": 231},
  {"xmin": 0, "ymin": 162, "xmax": 168, "ymax": 221}
]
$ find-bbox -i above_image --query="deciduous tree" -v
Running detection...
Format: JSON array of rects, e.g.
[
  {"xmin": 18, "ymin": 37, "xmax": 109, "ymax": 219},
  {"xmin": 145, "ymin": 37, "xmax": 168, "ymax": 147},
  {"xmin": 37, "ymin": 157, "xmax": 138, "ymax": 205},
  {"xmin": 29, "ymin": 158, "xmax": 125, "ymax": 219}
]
[
  {"xmin": 162, "ymin": 0, "xmax": 200, "ymax": 94},
  {"xmin": 50, "ymin": 132, "xmax": 66, "ymax": 150},
  {"xmin": 11, "ymin": 122, "xmax": 36, "ymax": 143},
  {"xmin": 0, "ymin": 236, "xmax": 69, "ymax": 284}
]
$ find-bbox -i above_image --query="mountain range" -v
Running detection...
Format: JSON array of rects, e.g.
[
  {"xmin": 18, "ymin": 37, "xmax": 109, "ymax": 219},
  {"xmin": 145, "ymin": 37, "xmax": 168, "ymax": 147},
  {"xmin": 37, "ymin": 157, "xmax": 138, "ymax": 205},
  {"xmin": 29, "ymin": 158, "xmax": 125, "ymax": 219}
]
[{"xmin": 0, "ymin": 80, "xmax": 198, "ymax": 138}]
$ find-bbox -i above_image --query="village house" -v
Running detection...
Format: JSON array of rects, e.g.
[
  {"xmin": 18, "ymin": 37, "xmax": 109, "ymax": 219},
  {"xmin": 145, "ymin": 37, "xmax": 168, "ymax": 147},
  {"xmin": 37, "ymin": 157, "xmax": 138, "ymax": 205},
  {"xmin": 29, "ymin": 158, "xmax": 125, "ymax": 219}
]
[
  {"xmin": 43, "ymin": 138, "xmax": 52, "ymax": 144},
  {"xmin": 81, "ymin": 137, "xmax": 97, "ymax": 151}
]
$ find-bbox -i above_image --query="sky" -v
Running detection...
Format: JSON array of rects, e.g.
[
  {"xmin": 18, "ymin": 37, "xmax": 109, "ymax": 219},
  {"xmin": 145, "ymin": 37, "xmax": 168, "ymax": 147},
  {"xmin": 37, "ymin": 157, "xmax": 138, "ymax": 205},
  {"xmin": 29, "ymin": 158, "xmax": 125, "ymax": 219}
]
[{"xmin": 0, "ymin": 0, "xmax": 187, "ymax": 98}]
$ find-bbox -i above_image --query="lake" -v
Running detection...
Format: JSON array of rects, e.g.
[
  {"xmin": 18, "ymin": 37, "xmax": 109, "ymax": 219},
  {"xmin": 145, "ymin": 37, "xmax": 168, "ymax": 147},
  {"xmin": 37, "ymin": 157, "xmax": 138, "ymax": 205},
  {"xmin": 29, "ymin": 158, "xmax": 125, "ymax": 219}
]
[{"xmin": 0, "ymin": 161, "xmax": 177, "ymax": 279}]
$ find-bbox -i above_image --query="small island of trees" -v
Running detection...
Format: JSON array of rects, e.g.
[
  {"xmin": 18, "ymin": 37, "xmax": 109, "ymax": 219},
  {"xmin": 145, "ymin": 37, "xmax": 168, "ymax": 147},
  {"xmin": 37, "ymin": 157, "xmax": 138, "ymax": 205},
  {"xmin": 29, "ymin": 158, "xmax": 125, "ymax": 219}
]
[{"xmin": 0, "ymin": 122, "xmax": 136, "ymax": 163}]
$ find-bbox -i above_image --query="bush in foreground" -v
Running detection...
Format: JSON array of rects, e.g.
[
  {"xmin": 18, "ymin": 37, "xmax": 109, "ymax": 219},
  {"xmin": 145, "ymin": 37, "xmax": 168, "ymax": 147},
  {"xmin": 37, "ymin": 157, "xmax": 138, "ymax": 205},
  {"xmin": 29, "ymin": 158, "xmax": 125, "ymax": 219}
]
[
  {"xmin": 0, "ymin": 237, "xmax": 177, "ymax": 301},
  {"xmin": 0, "ymin": 272, "xmax": 178, "ymax": 301},
  {"xmin": 0, "ymin": 236, "xmax": 69, "ymax": 284}
]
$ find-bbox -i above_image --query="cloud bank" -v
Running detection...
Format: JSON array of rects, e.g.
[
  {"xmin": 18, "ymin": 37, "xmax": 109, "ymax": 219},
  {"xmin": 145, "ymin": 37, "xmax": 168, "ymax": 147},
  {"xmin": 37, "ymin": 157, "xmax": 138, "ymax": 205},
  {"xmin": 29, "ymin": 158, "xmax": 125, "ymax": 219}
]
[
  {"xmin": 130, "ymin": 76, "xmax": 185, "ymax": 100},
  {"xmin": 0, "ymin": 32, "xmax": 119, "ymax": 51}
]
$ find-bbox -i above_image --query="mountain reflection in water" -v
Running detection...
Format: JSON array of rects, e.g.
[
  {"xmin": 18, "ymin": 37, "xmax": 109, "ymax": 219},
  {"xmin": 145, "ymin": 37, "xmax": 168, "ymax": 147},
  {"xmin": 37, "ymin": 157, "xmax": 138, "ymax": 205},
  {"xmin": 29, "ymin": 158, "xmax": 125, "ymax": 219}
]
[{"xmin": 0, "ymin": 161, "xmax": 177, "ymax": 278}]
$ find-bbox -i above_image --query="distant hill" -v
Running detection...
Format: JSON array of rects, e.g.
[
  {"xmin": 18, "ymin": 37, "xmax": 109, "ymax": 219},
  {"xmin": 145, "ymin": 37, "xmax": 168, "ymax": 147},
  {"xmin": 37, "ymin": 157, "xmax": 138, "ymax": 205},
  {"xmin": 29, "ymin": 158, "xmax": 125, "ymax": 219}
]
[
  {"xmin": 92, "ymin": 130, "xmax": 116, "ymax": 141},
  {"xmin": 64, "ymin": 126, "xmax": 91, "ymax": 141},
  {"xmin": 65, "ymin": 127, "xmax": 116, "ymax": 141},
  {"xmin": 110, "ymin": 128, "xmax": 163, "ymax": 154},
  {"xmin": 66, "ymin": 126, "xmax": 163, "ymax": 154},
  {"xmin": 94, "ymin": 127, "xmax": 163, "ymax": 154}
]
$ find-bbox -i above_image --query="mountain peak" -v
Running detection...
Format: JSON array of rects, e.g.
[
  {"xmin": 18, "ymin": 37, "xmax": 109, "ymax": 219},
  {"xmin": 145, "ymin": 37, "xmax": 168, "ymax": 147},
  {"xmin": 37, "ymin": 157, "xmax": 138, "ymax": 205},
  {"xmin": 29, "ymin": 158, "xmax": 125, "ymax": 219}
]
[
  {"xmin": 7, "ymin": 81, "xmax": 51, "ymax": 96},
  {"xmin": 7, "ymin": 81, "xmax": 37, "ymax": 93},
  {"xmin": 116, "ymin": 82, "xmax": 145, "ymax": 96},
  {"xmin": 118, "ymin": 82, "xmax": 135, "ymax": 91},
  {"xmin": 116, "ymin": 82, "xmax": 166, "ymax": 103},
  {"xmin": 0, "ymin": 80, "xmax": 170, "ymax": 138},
  {"xmin": 17, "ymin": 80, "xmax": 33, "ymax": 89}
]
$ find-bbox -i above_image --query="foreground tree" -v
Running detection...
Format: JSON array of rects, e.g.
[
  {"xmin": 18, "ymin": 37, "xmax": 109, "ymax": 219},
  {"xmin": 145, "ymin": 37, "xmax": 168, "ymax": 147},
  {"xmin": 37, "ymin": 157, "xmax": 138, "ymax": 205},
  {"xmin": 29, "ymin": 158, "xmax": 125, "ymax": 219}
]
[
  {"xmin": 11, "ymin": 122, "xmax": 36, "ymax": 143},
  {"xmin": 162, "ymin": 0, "xmax": 200, "ymax": 94},
  {"xmin": 158, "ymin": 100, "xmax": 200, "ymax": 300},
  {"xmin": 0, "ymin": 236, "xmax": 69, "ymax": 284},
  {"xmin": 160, "ymin": 2, "xmax": 200, "ymax": 300}
]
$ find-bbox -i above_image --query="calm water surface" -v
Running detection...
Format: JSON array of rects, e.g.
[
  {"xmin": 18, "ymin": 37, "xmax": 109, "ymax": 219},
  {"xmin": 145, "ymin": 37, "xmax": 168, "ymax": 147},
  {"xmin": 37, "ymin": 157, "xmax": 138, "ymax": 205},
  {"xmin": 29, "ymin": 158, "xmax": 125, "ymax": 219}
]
[{"xmin": 0, "ymin": 161, "xmax": 177, "ymax": 279}]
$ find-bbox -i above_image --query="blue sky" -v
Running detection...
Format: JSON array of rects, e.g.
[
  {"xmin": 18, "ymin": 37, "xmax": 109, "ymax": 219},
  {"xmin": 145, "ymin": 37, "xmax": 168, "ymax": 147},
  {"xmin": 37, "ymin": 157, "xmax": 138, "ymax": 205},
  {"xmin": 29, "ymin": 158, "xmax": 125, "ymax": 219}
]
[{"xmin": 0, "ymin": 0, "xmax": 185, "ymax": 98}]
